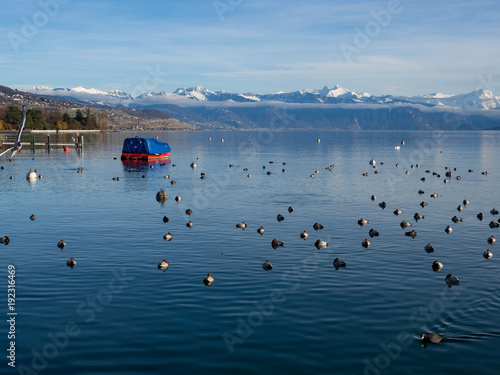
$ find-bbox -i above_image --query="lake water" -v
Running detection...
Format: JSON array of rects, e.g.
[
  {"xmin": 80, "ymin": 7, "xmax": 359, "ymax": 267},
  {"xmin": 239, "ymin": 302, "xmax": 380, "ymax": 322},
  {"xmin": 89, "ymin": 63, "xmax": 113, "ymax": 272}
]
[{"xmin": 1, "ymin": 130, "xmax": 499, "ymax": 375}]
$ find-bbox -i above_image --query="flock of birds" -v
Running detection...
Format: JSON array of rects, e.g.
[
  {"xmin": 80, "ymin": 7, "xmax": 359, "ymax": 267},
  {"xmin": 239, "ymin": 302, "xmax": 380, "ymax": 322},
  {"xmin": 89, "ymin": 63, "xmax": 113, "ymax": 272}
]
[{"xmin": 2, "ymin": 132, "xmax": 499, "ymax": 346}]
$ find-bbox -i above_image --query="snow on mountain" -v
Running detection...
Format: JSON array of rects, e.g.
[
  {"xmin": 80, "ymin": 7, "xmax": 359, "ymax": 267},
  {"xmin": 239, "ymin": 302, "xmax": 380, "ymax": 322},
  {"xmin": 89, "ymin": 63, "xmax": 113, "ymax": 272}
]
[{"xmin": 26, "ymin": 85, "xmax": 500, "ymax": 110}]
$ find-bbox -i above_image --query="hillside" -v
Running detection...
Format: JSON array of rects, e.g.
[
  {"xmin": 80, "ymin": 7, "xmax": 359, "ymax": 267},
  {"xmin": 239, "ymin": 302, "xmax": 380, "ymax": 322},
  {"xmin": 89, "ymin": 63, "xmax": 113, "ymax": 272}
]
[{"xmin": 0, "ymin": 86, "xmax": 197, "ymax": 131}]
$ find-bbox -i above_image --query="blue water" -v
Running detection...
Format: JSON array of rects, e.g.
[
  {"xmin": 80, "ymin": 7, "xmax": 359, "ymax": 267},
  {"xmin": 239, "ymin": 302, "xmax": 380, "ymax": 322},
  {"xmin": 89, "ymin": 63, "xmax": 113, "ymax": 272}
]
[{"xmin": 1, "ymin": 130, "xmax": 499, "ymax": 375}]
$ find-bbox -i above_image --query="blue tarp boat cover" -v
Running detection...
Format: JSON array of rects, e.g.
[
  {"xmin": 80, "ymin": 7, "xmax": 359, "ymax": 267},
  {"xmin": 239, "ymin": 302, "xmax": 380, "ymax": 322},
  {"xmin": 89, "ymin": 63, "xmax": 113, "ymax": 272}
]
[{"xmin": 121, "ymin": 137, "xmax": 171, "ymax": 155}]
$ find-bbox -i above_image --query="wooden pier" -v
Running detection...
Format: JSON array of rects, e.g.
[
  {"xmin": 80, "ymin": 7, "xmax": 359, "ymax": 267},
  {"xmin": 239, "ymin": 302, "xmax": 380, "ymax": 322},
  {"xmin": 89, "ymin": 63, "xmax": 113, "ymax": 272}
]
[{"xmin": 1, "ymin": 134, "xmax": 84, "ymax": 152}]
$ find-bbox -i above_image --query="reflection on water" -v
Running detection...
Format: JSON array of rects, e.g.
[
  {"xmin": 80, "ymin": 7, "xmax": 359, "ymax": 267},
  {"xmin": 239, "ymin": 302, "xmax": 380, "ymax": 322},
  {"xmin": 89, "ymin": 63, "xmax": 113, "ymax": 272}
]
[{"xmin": 1, "ymin": 130, "xmax": 499, "ymax": 375}]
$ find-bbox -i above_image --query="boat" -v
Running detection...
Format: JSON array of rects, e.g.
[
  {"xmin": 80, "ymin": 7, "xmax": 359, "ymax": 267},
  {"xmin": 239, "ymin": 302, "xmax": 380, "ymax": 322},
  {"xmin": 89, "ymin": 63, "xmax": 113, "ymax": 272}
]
[{"xmin": 120, "ymin": 137, "xmax": 171, "ymax": 160}]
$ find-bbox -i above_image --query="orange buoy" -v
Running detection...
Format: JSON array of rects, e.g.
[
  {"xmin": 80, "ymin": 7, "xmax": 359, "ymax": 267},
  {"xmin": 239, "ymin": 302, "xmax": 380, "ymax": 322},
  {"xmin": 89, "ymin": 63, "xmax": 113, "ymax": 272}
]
[{"xmin": 64, "ymin": 146, "xmax": 69, "ymax": 152}]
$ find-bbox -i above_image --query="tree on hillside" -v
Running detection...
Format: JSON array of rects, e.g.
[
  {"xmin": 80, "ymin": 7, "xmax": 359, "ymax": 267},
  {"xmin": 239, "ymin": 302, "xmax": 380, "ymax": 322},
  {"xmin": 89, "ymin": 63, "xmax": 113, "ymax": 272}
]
[
  {"xmin": 4, "ymin": 106, "xmax": 22, "ymax": 125},
  {"xmin": 27, "ymin": 109, "xmax": 46, "ymax": 130},
  {"xmin": 25, "ymin": 113, "xmax": 34, "ymax": 129},
  {"xmin": 86, "ymin": 109, "xmax": 94, "ymax": 127},
  {"xmin": 75, "ymin": 110, "xmax": 85, "ymax": 125}
]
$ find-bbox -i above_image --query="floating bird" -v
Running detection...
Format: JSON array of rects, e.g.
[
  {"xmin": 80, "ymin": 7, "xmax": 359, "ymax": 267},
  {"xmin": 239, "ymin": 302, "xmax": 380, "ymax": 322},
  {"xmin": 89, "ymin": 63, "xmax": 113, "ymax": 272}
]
[
  {"xmin": 30, "ymin": 214, "xmax": 36, "ymax": 221},
  {"xmin": 425, "ymin": 244, "xmax": 435, "ymax": 253},
  {"xmin": 487, "ymin": 236, "xmax": 496, "ymax": 245},
  {"xmin": 313, "ymin": 222, "xmax": 324, "ymax": 230},
  {"xmin": 418, "ymin": 189, "xmax": 425, "ymax": 195},
  {"xmin": 371, "ymin": 195, "xmax": 376, "ymax": 201},
  {"xmin": 489, "ymin": 221, "xmax": 499, "ymax": 228},
  {"xmin": 483, "ymin": 249, "xmax": 493, "ymax": 259},
  {"xmin": 457, "ymin": 205, "xmax": 463, "ymax": 212},
  {"xmin": 400, "ymin": 221, "xmax": 412, "ymax": 229},
  {"xmin": 315, "ymin": 239, "xmax": 328, "ymax": 249},
  {"xmin": 186, "ymin": 220, "xmax": 193, "ymax": 228},
  {"xmin": 491, "ymin": 208, "xmax": 499, "ymax": 215},
  {"xmin": 267, "ymin": 171, "xmax": 272, "ymax": 175},
  {"xmin": 66, "ymin": 257, "xmax": 76, "ymax": 268},
  {"xmin": 445, "ymin": 274, "xmax": 459, "ymax": 288},
  {"xmin": 333, "ymin": 258, "xmax": 346, "ymax": 268},
  {"xmin": 420, "ymin": 201, "xmax": 428, "ymax": 207},
  {"xmin": 445, "ymin": 226, "xmax": 453, "ymax": 234},
  {"xmin": 368, "ymin": 229, "xmax": 379, "ymax": 238},
  {"xmin": 358, "ymin": 218, "xmax": 368, "ymax": 226},
  {"xmin": 186, "ymin": 209, "xmax": 192, "ymax": 215},
  {"xmin": 236, "ymin": 222, "xmax": 247, "ymax": 229},
  {"xmin": 393, "ymin": 209, "xmax": 402, "ymax": 216},
  {"xmin": 163, "ymin": 216, "xmax": 169, "ymax": 223},
  {"xmin": 463, "ymin": 199, "xmax": 470, "ymax": 206},
  {"xmin": 0, "ymin": 105, "xmax": 27, "ymax": 158},
  {"xmin": 163, "ymin": 233, "xmax": 173, "ymax": 241},
  {"xmin": 432, "ymin": 261, "xmax": 443, "ymax": 271},
  {"xmin": 405, "ymin": 230, "xmax": 417, "ymax": 238},
  {"xmin": 300, "ymin": 230, "xmax": 308, "ymax": 239},
  {"xmin": 477, "ymin": 213, "xmax": 484, "ymax": 221},
  {"xmin": 422, "ymin": 333, "xmax": 443, "ymax": 345},
  {"xmin": 369, "ymin": 159, "xmax": 376, "ymax": 166},
  {"xmin": 451, "ymin": 216, "xmax": 463, "ymax": 223},
  {"xmin": 361, "ymin": 239, "xmax": 370, "ymax": 248},
  {"xmin": 190, "ymin": 162, "xmax": 196, "ymax": 168},
  {"xmin": 158, "ymin": 260, "xmax": 169, "ymax": 270},
  {"xmin": 262, "ymin": 260, "xmax": 273, "ymax": 270},
  {"xmin": 203, "ymin": 273, "xmax": 214, "ymax": 286},
  {"xmin": 272, "ymin": 239, "xmax": 284, "ymax": 248},
  {"xmin": 156, "ymin": 189, "xmax": 167, "ymax": 202},
  {"xmin": 57, "ymin": 240, "xmax": 66, "ymax": 249},
  {"xmin": 1, "ymin": 236, "xmax": 10, "ymax": 245},
  {"xmin": 277, "ymin": 214, "xmax": 285, "ymax": 222},
  {"xmin": 26, "ymin": 169, "xmax": 37, "ymax": 181},
  {"xmin": 379, "ymin": 202, "xmax": 387, "ymax": 209},
  {"xmin": 288, "ymin": 206, "xmax": 294, "ymax": 213},
  {"xmin": 414, "ymin": 213, "xmax": 424, "ymax": 221},
  {"xmin": 175, "ymin": 196, "xmax": 182, "ymax": 202},
  {"xmin": 257, "ymin": 226, "xmax": 265, "ymax": 234},
  {"xmin": 430, "ymin": 193, "xmax": 438, "ymax": 198}
]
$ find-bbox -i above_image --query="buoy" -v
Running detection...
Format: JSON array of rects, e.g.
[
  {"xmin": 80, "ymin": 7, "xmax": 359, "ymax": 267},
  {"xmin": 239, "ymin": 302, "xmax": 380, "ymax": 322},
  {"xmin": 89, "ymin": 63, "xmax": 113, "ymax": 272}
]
[{"xmin": 64, "ymin": 146, "xmax": 69, "ymax": 152}]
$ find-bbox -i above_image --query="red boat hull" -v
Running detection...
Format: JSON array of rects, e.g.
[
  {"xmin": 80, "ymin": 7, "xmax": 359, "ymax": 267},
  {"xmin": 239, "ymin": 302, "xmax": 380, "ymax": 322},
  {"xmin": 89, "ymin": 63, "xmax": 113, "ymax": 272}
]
[{"xmin": 120, "ymin": 152, "xmax": 170, "ymax": 160}]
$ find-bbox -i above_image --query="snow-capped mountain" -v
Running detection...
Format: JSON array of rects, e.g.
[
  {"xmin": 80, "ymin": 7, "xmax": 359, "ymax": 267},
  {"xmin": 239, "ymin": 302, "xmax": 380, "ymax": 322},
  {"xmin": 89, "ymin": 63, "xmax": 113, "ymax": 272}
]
[
  {"xmin": 29, "ymin": 86, "xmax": 133, "ymax": 106},
  {"xmin": 27, "ymin": 85, "xmax": 500, "ymax": 110},
  {"xmin": 409, "ymin": 88, "xmax": 500, "ymax": 110}
]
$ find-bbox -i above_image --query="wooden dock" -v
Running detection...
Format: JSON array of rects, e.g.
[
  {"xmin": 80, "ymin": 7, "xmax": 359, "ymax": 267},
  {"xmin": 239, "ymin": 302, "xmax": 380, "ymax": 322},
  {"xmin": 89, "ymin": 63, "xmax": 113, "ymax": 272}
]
[{"xmin": 1, "ymin": 134, "xmax": 84, "ymax": 151}]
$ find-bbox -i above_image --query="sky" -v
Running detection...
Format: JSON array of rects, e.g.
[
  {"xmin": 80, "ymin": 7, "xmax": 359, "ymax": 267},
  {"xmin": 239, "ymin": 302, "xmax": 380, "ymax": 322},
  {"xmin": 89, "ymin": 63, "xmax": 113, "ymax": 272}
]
[{"xmin": 1, "ymin": 0, "xmax": 500, "ymax": 97}]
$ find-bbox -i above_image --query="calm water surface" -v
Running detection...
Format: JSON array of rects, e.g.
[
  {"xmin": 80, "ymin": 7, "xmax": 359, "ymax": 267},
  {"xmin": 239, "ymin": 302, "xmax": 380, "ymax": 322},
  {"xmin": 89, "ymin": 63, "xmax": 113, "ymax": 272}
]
[{"xmin": 1, "ymin": 130, "xmax": 499, "ymax": 375}]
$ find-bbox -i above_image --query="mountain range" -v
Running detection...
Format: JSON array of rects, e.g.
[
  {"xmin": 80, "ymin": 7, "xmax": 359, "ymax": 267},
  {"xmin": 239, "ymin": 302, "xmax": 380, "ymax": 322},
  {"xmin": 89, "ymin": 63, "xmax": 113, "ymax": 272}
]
[
  {"xmin": 29, "ymin": 84, "xmax": 500, "ymax": 110},
  {"xmin": 14, "ymin": 84, "xmax": 500, "ymax": 130}
]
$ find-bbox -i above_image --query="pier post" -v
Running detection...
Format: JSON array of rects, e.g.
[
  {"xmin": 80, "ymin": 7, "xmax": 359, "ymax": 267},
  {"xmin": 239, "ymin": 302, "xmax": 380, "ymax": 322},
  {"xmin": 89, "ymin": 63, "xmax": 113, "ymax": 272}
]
[{"xmin": 32, "ymin": 135, "xmax": 35, "ymax": 153}]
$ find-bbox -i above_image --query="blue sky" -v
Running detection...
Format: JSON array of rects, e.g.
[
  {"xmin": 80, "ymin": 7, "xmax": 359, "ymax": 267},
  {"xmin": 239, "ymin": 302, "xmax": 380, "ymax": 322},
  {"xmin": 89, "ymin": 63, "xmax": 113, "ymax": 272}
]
[{"xmin": 1, "ymin": 0, "xmax": 500, "ymax": 96}]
